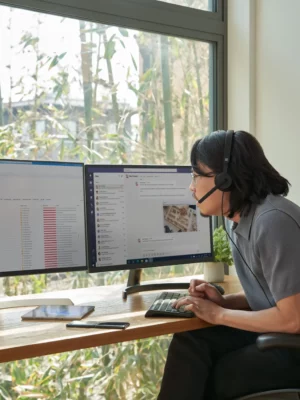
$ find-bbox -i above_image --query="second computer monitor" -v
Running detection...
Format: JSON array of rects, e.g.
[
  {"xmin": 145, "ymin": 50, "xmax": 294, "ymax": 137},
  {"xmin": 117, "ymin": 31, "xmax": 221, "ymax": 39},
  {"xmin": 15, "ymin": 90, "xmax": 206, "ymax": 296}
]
[
  {"xmin": 85, "ymin": 165, "xmax": 213, "ymax": 272},
  {"xmin": 0, "ymin": 160, "xmax": 86, "ymax": 276}
]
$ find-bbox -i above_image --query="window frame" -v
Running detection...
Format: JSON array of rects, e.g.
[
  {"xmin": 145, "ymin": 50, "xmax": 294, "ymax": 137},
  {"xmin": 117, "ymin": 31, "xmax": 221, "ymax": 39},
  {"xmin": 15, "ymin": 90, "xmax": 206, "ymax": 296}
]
[{"xmin": 0, "ymin": 0, "xmax": 226, "ymax": 29}]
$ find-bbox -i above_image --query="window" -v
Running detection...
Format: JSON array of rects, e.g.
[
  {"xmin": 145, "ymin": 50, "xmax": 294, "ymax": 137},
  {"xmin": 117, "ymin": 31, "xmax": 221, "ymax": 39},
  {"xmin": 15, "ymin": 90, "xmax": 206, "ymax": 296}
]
[
  {"xmin": 0, "ymin": 4, "xmax": 216, "ymax": 284},
  {"xmin": 0, "ymin": 6, "xmax": 212, "ymax": 165},
  {"xmin": 0, "ymin": 1, "xmax": 226, "ymax": 398}
]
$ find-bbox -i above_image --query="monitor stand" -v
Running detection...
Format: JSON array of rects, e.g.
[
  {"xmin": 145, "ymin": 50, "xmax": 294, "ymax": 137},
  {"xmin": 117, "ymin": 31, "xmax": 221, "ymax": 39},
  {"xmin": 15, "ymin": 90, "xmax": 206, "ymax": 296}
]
[
  {"xmin": 0, "ymin": 297, "xmax": 74, "ymax": 309},
  {"xmin": 122, "ymin": 269, "xmax": 190, "ymax": 300}
]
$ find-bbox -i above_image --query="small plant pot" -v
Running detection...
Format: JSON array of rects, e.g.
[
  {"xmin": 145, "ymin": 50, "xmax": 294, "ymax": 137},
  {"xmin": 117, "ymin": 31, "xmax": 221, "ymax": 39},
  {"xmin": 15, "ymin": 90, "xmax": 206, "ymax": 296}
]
[{"xmin": 204, "ymin": 262, "xmax": 224, "ymax": 283}]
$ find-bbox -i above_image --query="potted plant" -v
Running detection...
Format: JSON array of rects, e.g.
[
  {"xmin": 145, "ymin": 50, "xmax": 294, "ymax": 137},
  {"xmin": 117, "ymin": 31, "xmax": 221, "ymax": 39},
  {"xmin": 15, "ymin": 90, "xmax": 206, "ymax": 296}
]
[{"xmin": 204, "ymin": 225, "xmax": 233, "ymax": 282}]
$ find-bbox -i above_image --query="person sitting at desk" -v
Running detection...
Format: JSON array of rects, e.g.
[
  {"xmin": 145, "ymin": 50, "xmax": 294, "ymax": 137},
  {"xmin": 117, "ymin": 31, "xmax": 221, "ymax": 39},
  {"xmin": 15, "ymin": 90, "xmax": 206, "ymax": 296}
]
[{"xmin": 158, "ymin": 130, "xmax": 300, "ymax": 400}]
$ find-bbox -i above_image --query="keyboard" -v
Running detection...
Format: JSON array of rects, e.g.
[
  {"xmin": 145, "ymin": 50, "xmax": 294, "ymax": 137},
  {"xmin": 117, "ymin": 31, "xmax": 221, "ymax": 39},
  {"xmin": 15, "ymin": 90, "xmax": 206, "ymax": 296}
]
[
  {"xmin": 145, "ymin": 284, "xmax": 225, "ymax": 318},
  {"xmin": 145, "ymin": 291, "xmax": 194, "ymax": 318}
]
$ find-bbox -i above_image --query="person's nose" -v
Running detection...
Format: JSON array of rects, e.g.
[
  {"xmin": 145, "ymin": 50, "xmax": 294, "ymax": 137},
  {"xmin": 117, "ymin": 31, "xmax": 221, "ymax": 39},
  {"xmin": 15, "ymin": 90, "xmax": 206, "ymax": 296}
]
[{"xmin": 189, "ymin": 181, "xmax": 195, "ymax": 192}]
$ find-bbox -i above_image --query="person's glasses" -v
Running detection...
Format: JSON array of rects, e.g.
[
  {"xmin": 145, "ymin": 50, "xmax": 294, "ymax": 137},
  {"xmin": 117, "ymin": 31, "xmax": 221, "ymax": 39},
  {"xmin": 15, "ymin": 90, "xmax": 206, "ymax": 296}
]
[
  {"xmin": 190, "ymin": 171, "xmax": 215, "ymax": 184},
  {"xmin": 190, "ymin": 172, "xmax": 202, "ymax": 184}
]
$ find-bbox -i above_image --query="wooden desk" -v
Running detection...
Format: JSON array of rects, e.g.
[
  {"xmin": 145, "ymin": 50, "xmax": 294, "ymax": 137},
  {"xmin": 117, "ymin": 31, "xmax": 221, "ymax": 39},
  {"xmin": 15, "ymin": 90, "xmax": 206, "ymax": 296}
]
[{"xmin": 0, "ymin": 276, "xmax": 241, "ymax": 363}]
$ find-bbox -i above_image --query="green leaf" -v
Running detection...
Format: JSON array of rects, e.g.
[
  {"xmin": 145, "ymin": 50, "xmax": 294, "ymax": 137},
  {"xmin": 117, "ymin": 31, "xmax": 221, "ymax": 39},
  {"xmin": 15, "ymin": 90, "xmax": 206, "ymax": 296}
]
[
  {"xmin": 140, "ymin": 68, "xmax": 153, "ymax": 82},
  {"xmin": 48, "ymin": 52, "xmax": 67, "ymax": 70},
  {"xmin": 48, "ymin": 56, "xmax": 59, "ymax": 70},
  {"xmin": 212, "ymin": 226, "xmax": 233, "ymax": 265},
  {"xmin": 130, "ymin": 53, "xmax": 138, "ymax": 71},
  {"xmin": 21, "ymin": 33, "xmax": 39, "ymax": 49},
  {"xmin": 118, "ymin": 27, "xmax": 129, "ymax": 37},
  {"xmin": 104, "ymin": 37, "xmax": 116, "ymax": 60},
  {"xmin": 119, "ymin": 38, "xmax": 126, "ymax": 49},
  {"xmin": 58, "ymin": 52, "xmax": 67, "ymax": 60}
]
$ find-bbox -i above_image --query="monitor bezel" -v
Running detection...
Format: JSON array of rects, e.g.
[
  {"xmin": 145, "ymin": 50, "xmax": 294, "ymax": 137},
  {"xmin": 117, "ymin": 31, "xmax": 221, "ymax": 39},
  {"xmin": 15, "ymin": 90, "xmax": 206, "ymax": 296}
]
[
  {"xmin": 0, "ymin": 158, "xmax": 87, "ymax": 277},
  {"xmin": 85, "ymin": 164, "xmax": 214, "ymax": 273}
]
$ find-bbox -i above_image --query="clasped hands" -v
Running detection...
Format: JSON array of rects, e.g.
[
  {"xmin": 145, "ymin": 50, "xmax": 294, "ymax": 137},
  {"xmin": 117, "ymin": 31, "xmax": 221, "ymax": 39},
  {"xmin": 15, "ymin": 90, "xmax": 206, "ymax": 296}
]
[{"xmin": 172, "ymin": 279, "xmax": 226, "ymax": 325}]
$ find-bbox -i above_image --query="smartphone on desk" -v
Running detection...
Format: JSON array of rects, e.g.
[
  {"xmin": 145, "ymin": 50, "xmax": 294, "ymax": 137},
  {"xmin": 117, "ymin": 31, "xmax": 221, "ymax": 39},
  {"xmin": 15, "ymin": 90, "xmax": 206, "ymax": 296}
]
[{"xmin": 66, "ymin": 321, "xmax": 130, "ymax": 329}]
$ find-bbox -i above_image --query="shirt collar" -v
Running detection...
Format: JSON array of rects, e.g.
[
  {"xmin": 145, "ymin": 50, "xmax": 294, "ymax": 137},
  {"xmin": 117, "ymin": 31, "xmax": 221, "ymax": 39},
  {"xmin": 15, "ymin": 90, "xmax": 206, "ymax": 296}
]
[{"xmin": 233, "ymin": 203, "xmax": 257, "ymax": 240}]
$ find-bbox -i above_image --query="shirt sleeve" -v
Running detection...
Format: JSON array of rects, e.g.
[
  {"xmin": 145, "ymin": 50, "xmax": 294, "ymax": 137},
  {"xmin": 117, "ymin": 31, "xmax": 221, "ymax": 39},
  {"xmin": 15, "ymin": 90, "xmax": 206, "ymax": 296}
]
[{"xmin": 255, "ymin": 209, "xmax": 300, "ymax": 303}]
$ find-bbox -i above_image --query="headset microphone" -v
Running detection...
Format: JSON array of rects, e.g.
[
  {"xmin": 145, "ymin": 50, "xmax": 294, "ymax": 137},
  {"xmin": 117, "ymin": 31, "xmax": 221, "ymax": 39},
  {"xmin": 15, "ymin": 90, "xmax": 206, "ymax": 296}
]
[{"xmin": 197, "ymin": 183, "xmax": 221, "ymax": 204}]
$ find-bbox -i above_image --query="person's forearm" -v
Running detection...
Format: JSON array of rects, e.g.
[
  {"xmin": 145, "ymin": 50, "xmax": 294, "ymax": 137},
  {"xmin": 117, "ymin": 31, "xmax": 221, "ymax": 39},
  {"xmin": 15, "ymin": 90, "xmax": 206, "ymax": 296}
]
[
  {"xmin": 219, "ymin": 307, "xmax": 298, "ymax": 333},
  {"xmin": 223, "ymin": 291, "xmax": 250, "ymax": 310}
]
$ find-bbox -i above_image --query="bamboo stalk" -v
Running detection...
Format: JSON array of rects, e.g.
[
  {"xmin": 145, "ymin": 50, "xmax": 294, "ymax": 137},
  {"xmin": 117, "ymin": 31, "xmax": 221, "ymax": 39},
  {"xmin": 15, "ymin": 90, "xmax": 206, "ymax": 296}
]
[
  {"xmin": 160, "ymin": 35, "xmax": 174, "ymax": 164},
  {"xmin": 93, "ymin": 27, "xmax": 102, "ymax": 107},
  {"xmin": 103, "ymin": 31, "xmax": 120, "ymax": 129},
  {"xmin": 192, "ymin": 41, "xmax": 204, "ymax": 126},
  {"xmin": 79, "ymin": 20, "xmax": 94, "ymax": 155},
  {"xmin": 103, "ymin": 30, "xmax": 127, "ymax": 163},
  {"xmin": 182, "ymin": 92, "xmax": 190, "ymax": 161}
]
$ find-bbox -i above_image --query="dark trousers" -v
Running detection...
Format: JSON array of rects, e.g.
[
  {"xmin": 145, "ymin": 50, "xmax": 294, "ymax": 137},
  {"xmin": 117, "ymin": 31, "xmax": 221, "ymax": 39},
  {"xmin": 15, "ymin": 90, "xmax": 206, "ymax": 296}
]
[{"xmin": 157, "ymin": 326, "xmax": 300, "ymax": 400}]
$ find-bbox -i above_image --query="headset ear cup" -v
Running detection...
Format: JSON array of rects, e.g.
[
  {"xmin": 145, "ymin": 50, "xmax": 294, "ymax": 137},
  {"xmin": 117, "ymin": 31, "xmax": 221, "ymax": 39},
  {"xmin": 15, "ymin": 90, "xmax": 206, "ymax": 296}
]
[{"xmin": 215, "ymin": 172, "xmax": 232, "ymax": 191}]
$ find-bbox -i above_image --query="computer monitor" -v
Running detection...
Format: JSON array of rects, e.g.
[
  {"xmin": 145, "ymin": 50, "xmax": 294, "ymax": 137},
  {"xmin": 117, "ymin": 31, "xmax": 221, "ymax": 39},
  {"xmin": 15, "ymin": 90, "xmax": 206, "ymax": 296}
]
[
  {"xmin": 0, "ymin": 159, "xmax": 86, "ymax": 308},
  {"xmin": 85, "ymin": 165, "xmax": 213, "ymax": 298}
]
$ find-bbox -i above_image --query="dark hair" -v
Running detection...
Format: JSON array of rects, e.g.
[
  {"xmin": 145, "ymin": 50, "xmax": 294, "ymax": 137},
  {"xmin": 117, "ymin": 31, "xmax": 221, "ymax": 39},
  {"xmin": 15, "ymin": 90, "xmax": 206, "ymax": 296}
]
[{"xmin": 190, "ymin": 130, "xmax": 290, "ymax": 218}]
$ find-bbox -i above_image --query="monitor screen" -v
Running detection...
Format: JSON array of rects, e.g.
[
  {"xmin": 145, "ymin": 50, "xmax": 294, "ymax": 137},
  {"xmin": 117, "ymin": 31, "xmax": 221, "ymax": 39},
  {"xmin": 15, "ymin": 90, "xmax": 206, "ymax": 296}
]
[
  {"xmin": 0, "ymin": 160, "xmax": 86, "ymax": 276},
  {"xmin": 85, "ymin": 165, "xmax": 213, "ymax": 272}
]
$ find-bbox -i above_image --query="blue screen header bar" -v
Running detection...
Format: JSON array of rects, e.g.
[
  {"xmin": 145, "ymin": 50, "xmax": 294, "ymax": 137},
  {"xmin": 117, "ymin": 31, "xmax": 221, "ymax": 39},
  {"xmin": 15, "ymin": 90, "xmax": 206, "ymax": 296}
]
[{"xmin": 0, "ymin": 160, "xmax": 82, "ymax": 167}]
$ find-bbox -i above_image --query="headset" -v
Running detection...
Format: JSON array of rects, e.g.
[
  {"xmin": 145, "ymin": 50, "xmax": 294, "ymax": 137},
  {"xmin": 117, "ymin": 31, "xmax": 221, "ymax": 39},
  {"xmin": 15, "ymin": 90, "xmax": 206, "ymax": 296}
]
[
  {"xmin": 196, "ymin": 130, "xmax": 273, "ymax": 307},
  {"xmin": 197, "ymin": 130, "xmax": 234, "ymax": 204}
]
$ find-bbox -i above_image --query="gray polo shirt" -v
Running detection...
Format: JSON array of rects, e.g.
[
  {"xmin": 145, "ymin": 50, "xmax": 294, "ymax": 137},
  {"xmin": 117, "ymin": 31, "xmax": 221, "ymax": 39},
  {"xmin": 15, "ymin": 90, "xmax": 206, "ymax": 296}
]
[{"xmin": 228, "ymin": 194, "xmax": 300, "ymax": 311}]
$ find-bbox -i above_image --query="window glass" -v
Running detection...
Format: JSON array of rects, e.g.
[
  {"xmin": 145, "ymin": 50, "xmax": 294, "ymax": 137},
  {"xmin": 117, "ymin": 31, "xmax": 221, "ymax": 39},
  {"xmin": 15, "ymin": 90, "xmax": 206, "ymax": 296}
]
[
  {"xmin": 157, "ymin": 0, "xmax": 213, "ymax": 11},
  {"xmin": 0, "ymin": 4, "xmax": 212, "ymax": 292}
]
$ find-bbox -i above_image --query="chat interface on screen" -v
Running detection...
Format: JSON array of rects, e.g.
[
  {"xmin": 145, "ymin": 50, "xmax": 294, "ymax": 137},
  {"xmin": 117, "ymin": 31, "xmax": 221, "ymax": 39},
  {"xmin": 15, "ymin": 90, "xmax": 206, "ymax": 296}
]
[
  {"xmin": 86, "ymin": 166, "xmax": 212, "ymax": 268},
  {"xmin": 0, "ymin": 161, "xmax": 86, "ymax": 274}
]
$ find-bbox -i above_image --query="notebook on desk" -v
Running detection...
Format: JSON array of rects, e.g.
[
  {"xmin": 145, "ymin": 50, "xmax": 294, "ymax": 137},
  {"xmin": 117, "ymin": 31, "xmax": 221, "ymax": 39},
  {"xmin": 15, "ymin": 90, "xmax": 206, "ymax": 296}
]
[{"xmin": 21, "ymin": 305, "xmax": 95, "ymax": 321}]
